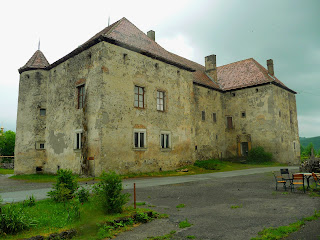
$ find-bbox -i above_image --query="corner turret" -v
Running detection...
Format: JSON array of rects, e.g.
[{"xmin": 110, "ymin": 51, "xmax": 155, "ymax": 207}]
[{"xmin": 19, "ymin": 50, "xmax": 49, "ymax": 73}]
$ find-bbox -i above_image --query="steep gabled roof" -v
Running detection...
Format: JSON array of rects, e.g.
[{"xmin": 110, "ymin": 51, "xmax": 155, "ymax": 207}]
[
  {"xmin": 217, "ymin": 58, "xmax": 295, "ymax": 93},
  {"xmin": 19, "ymin": 50, "xmax": 50, "ymax": 73},
  {"xmin": 18, "ymin": 17, "xmax": 294, "ymax": 94}
]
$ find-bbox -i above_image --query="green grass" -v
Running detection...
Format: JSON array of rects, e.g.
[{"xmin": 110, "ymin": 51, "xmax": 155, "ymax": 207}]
[
  {"xmin": 187, "ymin": 236, "xmax": 196, "ymax": 239},
  {"xmin": 251, "ymin": 210, "xmax": 320, "ymax": 240},
  {"xmin": 1, "ymin": 199, "xmax": 157, "ymax": 240},
  {"xmin": 176, "ymin": 204, "xmax": 185, "ymax": 208},
  {"xmin": 231, "ymin": 204, "xmax": 243, "ymax": 209},
  {"xmin": 9, "ymin": 174, "xmax": 96, "ymax": 183},
  {"xmin": 179, "ymin": 219, "xmax": 192, "ymax": 228},
  {"xmin": 0, "ymin": 168, "xmax": 14, "ymax": 174},
  {"xmin": 121, "ymin": 160, "xmax": 285, "ymax": 179},
  {"xmin": 7, "ymin": 159, "xmax": 285, "ymax": 183},
  {"xmin": 136, "ymin": 202, "xmax": 146, "ymax": 206}
]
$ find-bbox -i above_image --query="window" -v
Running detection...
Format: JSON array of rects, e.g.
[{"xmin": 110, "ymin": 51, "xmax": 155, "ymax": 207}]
[
  {"xmin": 202, "ymin": 111, "xmax": 205, "ymax": 121},
  {"xmin": 35, "ymin": 141, "xmax": 45, "ymax": 150},
  {"xmin": 160, "ymin": 131, "xmax": 171, "ymax": 149},
  {"xmin": 133, "ymin": 129, "xmax": 146, "ymax": 149},
  {"xmin": 213, "ymin": 113, "xmax": 217, "ymax": 123},
  {"xmin": 74, "ymin": 129, "xmax": 83, "ymax": 150},
  {"xmin": 77, "ymin": 85, "xmax": 85, "ymax": 109},
  {"xmin": 290, "ymin": 110, "xmax": 293, "ymax": 124},
  {"xmin": 227, "ymin": 116, "xmax": 233, "ymax": 129},
  {"xmin": 157, "ymin": 91, "xmax": 165, "ymax": 111},
  {"xmin": 241, "ymin": 111, "xmax": 246, "ymax": 118},
  {"xmin": 134, "ymin": 86, "xmax": 145, "ymax": 108},
  {"xmin": 40, "ymin": 108, "xmax": 46, "ymax": 116}
]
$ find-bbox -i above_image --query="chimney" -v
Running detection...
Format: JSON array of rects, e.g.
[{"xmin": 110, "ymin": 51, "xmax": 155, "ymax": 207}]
[
  {"xmin": 205, "ymin": 54, "xmax": 217, "ymax": 82},
  {"xmin": 267, "ymin": 59, "xmax": 274, "ymax": 76},
  {"xmin": 147, "ymin": 30, "xmax": 155, "ymax": 41}
]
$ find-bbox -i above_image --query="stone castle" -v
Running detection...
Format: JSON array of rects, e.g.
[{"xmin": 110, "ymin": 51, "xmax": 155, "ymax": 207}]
[{"xmin": 15, "ymin": 17, "xmax": 300, "ymax": 175}]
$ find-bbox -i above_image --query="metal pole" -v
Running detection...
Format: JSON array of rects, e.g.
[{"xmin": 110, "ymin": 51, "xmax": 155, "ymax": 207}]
[{"xmin": 134, "ymin": 183, "xmax": 136, "ymax": 209}]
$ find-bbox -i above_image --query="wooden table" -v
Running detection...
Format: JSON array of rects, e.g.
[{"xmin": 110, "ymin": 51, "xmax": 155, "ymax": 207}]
[{"xmin": 295, "ymin": 173, "xmax": 319, "ymax": 189}]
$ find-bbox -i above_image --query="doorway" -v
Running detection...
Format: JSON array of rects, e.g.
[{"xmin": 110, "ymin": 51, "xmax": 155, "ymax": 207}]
[{"xmin": 241, "ymin": 142, "xmax": 249, "ymax": 156}]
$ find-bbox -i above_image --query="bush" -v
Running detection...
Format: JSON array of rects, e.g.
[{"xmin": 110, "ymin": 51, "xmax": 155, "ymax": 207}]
[
  {"xmin": 194, "ymin": 159, "xmax": 225, "ymax": 170},
  {"xmin": 48, "ymin": 169, "xmax": 79, "ymax": 202},
  {"xmin": 76, "ymin": 186, "xmax": 90, "ymax": 204},
  {"xmin": 93, "ymin": 171, "xmax": 130, "ymax": 214},
  {"xmin": 22, "ymin": 195, "xmax": 36, "ymax": 207},
  {"xmin": 0, "ymin": 204, "xmax": 36, "ymax": 235},
  {"xmin": 247, "ymin": 146, "xmax": 273, "ymax": 163}
]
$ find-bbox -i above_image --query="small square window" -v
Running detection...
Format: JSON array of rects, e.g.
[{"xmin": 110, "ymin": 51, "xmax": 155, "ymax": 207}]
[
  {"xmin": 213, "ymin": 113, "xmax": 217, "ymax": 123},
  {"xmin": 39, "ymin": 143, "xmax": 45, "ymax": 149},
  {"xmin": 202, "ymin": 111, "xmax": 205, "ymax": 121},
  {"xmin": 35, "ymin": 141, "xmax": 45, "ymax": 150},
  {"xmin": 241, "ymin": 111, "xmax": 246, "ymax": 118},
  {"xmin": 40, "ymin": 108, "xmax": 46, "ymax": 116}
]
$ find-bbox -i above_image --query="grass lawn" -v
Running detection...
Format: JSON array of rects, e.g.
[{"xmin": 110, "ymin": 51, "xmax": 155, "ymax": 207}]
[
  {"xmin": 9, "ymin": 174, "xmax": 96, "ymax": 183},
  {"xmin": 1, "ymin": 199, "xmax": 157, "ymax": 240},
  {"xmin": 0, "ymin": 168, "xmax": 14, "ymax": 175},
  {"xmin": 8, "ymin": 160, "xmax": 286, "ymax": 182},
  {"xmin": 121, "ymin": 160, "xmax": 286, "ymax": 179}
]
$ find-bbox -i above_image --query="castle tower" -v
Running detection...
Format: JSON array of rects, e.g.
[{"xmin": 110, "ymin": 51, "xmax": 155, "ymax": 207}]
[{"xmin": 15, "ymin": 50, "xmax": 49, "ymax": 174}]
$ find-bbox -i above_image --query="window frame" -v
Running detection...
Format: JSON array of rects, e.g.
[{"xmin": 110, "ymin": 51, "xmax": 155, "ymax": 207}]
[
  {"xmin": 202, "ymin": 111, "xmax": 206, "ymax": 121},
  {"xmin": 212, "ymin": 113, "xmax": 216, "ymax": 123},
  {"xmin": 74, "ymin": 129, "xmax": 83, "ymax": 150},
  {"xmin": 160, "ymin": 131, "xmax": 171, "ymax": 150},
  {"xmin": 35, "ymin": 141, "xmax": 46, "ymax": 150},
  {"xmin": 133, "ymin": 129, "xmax": 147, "ymax": 149},
  {"xmin": 157, "ymin": 90, "xmax": 165, "ymax": 111},
  {"xmin": 226, "ymin": 116, "xmax": 233, "ymax": 129},
  {"xmin": 134, "ymin": 86, "xmax": 145, "ymax": 109},
  {"xmin": 40, "ymin": 108, "xmax": 46, "ymax": 116},
  {"xmin": 77, "ymin": 84, "xmax": 85, "ymax": 109}
]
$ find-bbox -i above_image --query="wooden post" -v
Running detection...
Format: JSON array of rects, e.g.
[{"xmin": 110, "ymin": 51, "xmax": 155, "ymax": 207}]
[{"xmin": 134, "ymin": 183, "xmax": 136, "ymax": 209}]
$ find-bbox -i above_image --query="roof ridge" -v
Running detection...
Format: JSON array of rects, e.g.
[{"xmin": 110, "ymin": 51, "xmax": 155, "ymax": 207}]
[
  {"xmin": 218, "ymin": 58, "xmax": 254, "ymax": 68},
  {"xmin": 103, "ymin": 17, "xmax": 126, "ymax": 37}
]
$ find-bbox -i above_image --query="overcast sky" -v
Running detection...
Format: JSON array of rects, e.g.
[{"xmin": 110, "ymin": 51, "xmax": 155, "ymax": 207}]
[{"xmin": 0, "ymin": 0, "xmax": 319, "ymax": 137}]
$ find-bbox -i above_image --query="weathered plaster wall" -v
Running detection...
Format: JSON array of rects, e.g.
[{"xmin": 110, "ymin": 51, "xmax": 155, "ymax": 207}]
[
  {"xmin": 192, "ymin": 85, "xmax": 226, "ymax": 159},
  {"xmin": 15, "ymin": 70, "xmax": 48, "ymax": 174},
  {"xmin": 272, "ymin": 85, "xmax": 300, "ymax": 164},
  {"xmin": 223, "ymin": 85, "xmax": 278, "ymax": 157},
  {"xmin": 93, "ymin": 42, "xmax": 194, "ymax": 175}
]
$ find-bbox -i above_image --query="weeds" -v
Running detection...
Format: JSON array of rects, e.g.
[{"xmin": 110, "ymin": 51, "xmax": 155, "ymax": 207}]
[
  {"xmin": 187, "ymin": 236, "xmax": 196, "ymax": 239},
  {"xmin": 179, "ymin": 219, "xmax": 192, "ymax": 228},
  {"xmin": 136, "ymin": 202, "xmax": 146, "ymax": 206},
  {"xmin": 76, "ymin": 186, "xmax": 90, "ymax": 204},
  {"xmin": 231, "ymin": 204, "xmax": 243, "ymax": 209},
  {"xmin": 146, "ymin": 230, "xmax": 176, "ymax": 240},
  {"xmin": 252, "ymin": 210, "xmax": 320, "ymax": 240},
  {"xmin": 22, "ymin": 195, "xmax": 36, "ymax": 207},
  {"xmin": 176, "ymin": 204, "xmax": 185, "ymax": 208}
]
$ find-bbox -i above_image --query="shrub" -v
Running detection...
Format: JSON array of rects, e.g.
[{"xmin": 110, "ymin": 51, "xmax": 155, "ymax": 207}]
[
  {"xmin": 48, "ymin": 169, "xmax": 78, "ymax": 202},
  {"xmin": 76, "ymin": 186, "xmax": 90, "ymax": 204},
  {"xmin": 93, "ymin": 171, "xmax": 130, "ymax": 214},
  {"xmin": 179, "ymin": 218, "xmax": 192, "ymax": 228},
  {"xmin": 0, "ymin": 204, "xmax": 36, "ymax": 235},
  {"xmin": 194, "ymin": 159, "xmax": 225, "ymax": 170},
  {"xmin": 247, "ymin": 146, "xmax": 273, "ymax": 163},
  {"xmin": 22, "ymin": 195, "xmax": 36, "ymax": 207}
]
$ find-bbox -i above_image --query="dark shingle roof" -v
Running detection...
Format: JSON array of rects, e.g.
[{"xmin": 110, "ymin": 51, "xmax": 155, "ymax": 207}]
[{"xmin": 19, "ymin": 50, "xmax": 49, "ymax": 73}]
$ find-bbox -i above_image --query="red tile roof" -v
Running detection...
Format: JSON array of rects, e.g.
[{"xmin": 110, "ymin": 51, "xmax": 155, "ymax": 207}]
[
  {"xmin": 217, "ymin": 58, "xmax": 294, "ymax": 92},
  {"xmin": 19, "ymin": 17, "xmax": 294, "ymax": 93},
  {"xmin": 19, "ymin": 50, "xmax": 49, "ymax": 73}
]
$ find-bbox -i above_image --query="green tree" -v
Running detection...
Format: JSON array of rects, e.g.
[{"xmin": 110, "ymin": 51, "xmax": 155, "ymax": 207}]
[
  {"xmin": 302, "ymin": 142, "xmax": 314, "ymax": 157},
  {"xmin": 0, "ymin": 131, "xmax": 15, "ymax": 156}
]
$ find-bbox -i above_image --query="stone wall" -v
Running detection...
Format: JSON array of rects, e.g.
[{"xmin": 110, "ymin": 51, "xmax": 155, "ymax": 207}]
[{"xmin": 0, "ymin": 162, "xmax": 14, "ymax": 169}]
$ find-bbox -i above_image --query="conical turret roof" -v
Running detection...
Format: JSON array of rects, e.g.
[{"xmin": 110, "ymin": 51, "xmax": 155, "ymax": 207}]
[{"xmin": 19, "ymin": 50, "xmax": 49, "ymax": 73}]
